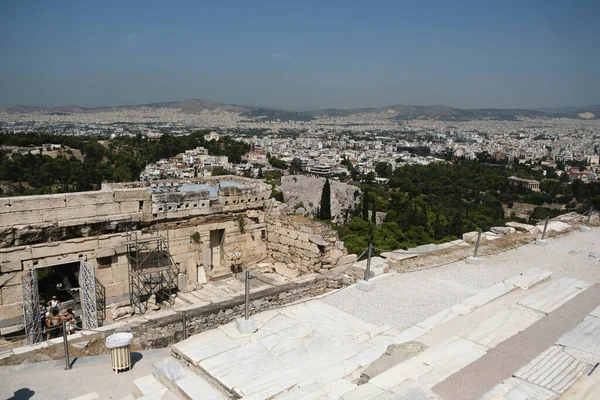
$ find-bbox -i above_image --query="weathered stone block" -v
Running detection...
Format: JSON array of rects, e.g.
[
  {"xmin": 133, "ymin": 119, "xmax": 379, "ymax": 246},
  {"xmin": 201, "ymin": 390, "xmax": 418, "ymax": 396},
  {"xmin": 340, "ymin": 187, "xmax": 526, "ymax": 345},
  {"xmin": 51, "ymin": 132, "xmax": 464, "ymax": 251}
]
[
  {"xmin": 0, "ymin": 194, "xmax": 67, "ymax": 213},
  {"xmin": 119, "ymin": 201, "xmax": 141, "ymax": 214},
  {"xmin": 336, "ymin": 254, "xmax": 357, "ymax": 267},
  {"xmin": 0, "ymin": 210, "xmax": 46, "ymax": 227},
  {"xmin": 1, "ymin": 284, "xmax": 22, "ymax": 305},
  {"xmin": 95, "ymin": 267, "xmax": 113, "ymax": 284},
  {"xmin": 65, "ymin": 191, "xmax": 115, "ymax": 206},
  {"xmin": 274, "ymin": 263, "xmax": 301, "ymax": 279},
  {"xmin": 0, "ymin": 302, "xmax": 23, "ymax": 320},
  {"xmin": 104, "ymin": 282, "xmax": 126, "ymax": 299},
  {"xmin": 95, "ymin": 202, "xmax": 121, "ymax": 216},
  {"xmin": 309, "ymin": 234, "xmax": 326, "ymax": 246},
  {"xmin": 44, "ymin": 205, "xmax": 97, "ymax": 223},
  {"xmin": 111, "ymin": 263, "xmax": 130, "ymax": 283},
  {"xmin": 114, "ymin": 189, "xmax": 151, "ymax": 202}
]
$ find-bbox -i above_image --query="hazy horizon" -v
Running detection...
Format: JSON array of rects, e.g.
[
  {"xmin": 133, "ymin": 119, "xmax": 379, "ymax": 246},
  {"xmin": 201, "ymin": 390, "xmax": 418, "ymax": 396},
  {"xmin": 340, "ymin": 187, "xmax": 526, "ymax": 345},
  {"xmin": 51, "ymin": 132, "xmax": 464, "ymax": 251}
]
[{"xmin": 1, "ymin": 0, "xmax": 599, "ymax": 110}]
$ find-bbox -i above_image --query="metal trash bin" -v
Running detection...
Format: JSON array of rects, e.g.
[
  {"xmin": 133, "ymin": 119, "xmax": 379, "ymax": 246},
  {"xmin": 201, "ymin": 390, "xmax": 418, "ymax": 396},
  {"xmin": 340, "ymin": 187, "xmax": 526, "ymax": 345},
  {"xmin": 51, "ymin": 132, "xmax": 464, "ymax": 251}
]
[{"xmin": 105, "ymin": 332, "xmax": 134, "ymax": 374}]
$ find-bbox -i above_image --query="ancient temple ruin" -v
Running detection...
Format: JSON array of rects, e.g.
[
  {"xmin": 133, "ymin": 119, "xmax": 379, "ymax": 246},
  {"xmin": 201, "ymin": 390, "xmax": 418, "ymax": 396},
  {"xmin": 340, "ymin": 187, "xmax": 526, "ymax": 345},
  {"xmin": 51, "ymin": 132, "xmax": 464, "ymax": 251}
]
[{"xmin": 0, "ymin": 176, "xmax": 349, "ymax": 342}]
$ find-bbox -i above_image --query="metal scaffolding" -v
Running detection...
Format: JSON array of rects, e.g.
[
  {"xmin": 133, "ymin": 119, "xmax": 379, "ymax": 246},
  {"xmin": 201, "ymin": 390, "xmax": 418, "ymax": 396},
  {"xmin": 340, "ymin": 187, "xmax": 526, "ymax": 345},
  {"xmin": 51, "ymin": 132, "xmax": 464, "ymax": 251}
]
[
  {"xmin": 21, "ymin": 269, "xmax": 42, "ymax": 344},
  {"xmin": 126, "ymin": 225, "xmax": 178, "ymax": 314}
]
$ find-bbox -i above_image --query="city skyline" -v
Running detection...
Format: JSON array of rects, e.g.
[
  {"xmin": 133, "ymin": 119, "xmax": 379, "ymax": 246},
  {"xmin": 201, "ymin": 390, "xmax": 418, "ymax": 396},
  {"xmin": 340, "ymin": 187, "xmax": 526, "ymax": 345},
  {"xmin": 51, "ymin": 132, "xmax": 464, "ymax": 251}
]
[{"xmin": 1, "ymin": 0, "xmax": 599, "ymax": 110}]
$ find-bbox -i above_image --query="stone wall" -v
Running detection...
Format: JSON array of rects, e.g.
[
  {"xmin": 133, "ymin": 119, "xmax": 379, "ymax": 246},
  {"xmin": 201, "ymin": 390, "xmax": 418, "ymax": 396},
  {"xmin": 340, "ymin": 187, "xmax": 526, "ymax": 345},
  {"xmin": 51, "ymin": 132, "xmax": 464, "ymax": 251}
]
[
  {"xmin": 0, "ymin": 176, "xmax": 352, "ymax": 332},
  {"xmin": 132, "ymin": 277, "xmax": 339, "ymax": 349},
  {"xmin": 0, "ymin": 189, "xmax": 149, "ymax": 248},
  {"xmin": 0, "ymin": 177, "xmax": 272, "ymax": 331},
  {"xmin": 266, "ymin": 216, "xmax": 346, "ymax": 274}
]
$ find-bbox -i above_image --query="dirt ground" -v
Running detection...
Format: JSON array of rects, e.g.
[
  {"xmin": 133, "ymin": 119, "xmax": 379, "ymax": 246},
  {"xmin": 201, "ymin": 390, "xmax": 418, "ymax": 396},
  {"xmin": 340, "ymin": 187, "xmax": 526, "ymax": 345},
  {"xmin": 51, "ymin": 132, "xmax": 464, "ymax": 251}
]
[{"xmin": 0, "ymin": 335, "xmax": 143, "ymax": 367}]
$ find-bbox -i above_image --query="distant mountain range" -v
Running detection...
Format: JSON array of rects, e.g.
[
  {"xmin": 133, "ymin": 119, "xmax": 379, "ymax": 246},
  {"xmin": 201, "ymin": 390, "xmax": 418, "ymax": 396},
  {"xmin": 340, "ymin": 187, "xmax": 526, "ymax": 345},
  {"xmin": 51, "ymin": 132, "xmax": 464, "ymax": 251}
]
[{"xmin": 2, "ymin": 99, "xmax": 599, "ymax": 121}]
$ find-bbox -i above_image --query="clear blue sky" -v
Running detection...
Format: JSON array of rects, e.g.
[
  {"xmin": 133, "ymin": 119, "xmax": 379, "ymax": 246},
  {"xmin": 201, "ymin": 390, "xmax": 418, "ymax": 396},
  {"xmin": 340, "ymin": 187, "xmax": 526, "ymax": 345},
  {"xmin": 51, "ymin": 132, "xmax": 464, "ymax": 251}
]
[{"xmin": 1, "ymin": 0, "xmax": 598, "ymax": 110}]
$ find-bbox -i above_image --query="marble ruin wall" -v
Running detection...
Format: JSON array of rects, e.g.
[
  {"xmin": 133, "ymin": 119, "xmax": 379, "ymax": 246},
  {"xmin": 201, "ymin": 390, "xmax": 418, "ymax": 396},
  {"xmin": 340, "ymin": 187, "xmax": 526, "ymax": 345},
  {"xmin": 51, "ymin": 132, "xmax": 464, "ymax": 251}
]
[
  {"xmin": 266, "ymin": 216, "xmax": 347, "ymax": 274},
  {"xmin": 0, "ymin": 177, "xmax": 344, "ymax": 330}
]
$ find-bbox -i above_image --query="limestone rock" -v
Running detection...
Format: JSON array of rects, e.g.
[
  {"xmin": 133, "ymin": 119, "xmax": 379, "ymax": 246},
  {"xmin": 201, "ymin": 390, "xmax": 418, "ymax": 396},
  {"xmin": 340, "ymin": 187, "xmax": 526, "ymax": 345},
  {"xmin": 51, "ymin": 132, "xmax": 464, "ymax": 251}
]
[
  {"xmin": 462, "ymin": 231, "xmax": 480, "ymax": 244},
  {"xmin": 491, "ymin": 226, "xmax": 516, "ymax": 235},
  {"xmin": 327, "ymin": 248, "xmax": 344, "ymax": 262},
  {"xmin": 111, "ymin": 305, "xmax": 134, "ymax": 321},
  {"xmin": 336, "ymin": 254, "xmax": 357, "ymax": 267},
  {"xmin": 280, "ymin": 175, "xmax": 362, "ymax": 224},
  {"xmin": 273, "ymin": 263, "xmax": 300, "ymax": 279},
  {"xmin": 537, "ymin": 220, "xmax": 571, "ymax": 233},
  {"xmin": 483, "ymin": 231, "xmax": 501, "ymax": 241},
  {"xmin": 309, "ymin": 234, "xmax": 326, "ymax": 246},
  {"xmin": 505, "ymin": 222, "xmax": 536, "ymax": 232}
]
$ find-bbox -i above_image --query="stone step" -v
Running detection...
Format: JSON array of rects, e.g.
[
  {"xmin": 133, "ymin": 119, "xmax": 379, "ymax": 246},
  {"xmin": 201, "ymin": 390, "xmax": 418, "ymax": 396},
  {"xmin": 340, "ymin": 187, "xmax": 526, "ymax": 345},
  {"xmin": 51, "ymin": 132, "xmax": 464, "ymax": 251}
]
[
  {"xmin": 274, "ymin": 379, "xmax": 357, "ymax": 399},
  {"xmin": 174, "ymin": 296, "xmax": 190, "ymax": 307},
  {"xmin": 152, "ymin": 357, "xmax": 228, "ymax": 400},
  {"xmin": 175, "ymin": 292, "xmax": 197, "ymax": 304},
  {"xmin": 134, "ymin": 375, "xmax": 168, "ymax": 398}
]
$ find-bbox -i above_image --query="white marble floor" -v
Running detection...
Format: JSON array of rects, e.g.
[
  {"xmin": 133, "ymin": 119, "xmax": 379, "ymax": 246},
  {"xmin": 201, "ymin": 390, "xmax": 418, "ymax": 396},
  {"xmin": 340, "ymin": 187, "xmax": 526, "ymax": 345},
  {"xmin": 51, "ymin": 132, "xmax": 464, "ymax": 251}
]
[{"xmin": 168, "ymin": 269, "xmax": 598, "ymax": 400}]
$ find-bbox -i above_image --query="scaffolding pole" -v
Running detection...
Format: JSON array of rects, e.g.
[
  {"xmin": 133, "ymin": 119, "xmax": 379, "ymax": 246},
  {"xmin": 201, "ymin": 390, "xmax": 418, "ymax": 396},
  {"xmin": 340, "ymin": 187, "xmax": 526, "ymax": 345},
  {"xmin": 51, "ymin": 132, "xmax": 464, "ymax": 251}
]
[{"xmin": 126, "ymin": 224, "xmax": 178, "ymax": 314}]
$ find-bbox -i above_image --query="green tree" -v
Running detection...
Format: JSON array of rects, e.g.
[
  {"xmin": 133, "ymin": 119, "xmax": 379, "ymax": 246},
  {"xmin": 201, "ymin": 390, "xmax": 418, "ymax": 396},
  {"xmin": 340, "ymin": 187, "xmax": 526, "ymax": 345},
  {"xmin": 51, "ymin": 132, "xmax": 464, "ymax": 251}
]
[
  {"xmin": 375, "ymin": 162, "xmax": 392, "ymax": 178},
  {"xmin": 319, "ymin": 178, "xmax": 332, "ymax": 220},
  {"xmin": 290, "ymin": 158, "xmax": 303, "ymax": 174},
  {"xmin": 362, "ymin": 189, "xmax": 370, "ymax": 220},
  {"xmin": 371, "ymin": 198, "xmax": 377, "ymax": 224},
  {"xmin": 269, "ymin": 157, "xmax": 288, "ymax": 170},
  {"xmin": 257, "ymin": 166, "xmax": 264, "ymax": 179}
]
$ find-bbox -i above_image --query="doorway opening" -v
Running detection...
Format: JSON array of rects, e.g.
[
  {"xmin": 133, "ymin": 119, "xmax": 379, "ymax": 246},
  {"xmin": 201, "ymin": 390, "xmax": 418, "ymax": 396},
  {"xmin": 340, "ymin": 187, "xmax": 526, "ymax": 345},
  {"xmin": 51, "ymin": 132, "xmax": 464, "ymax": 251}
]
[
  {"xmin": 210, "ymin": 229, "xmax": 225, "ymax": 270},
  {"xmin": 36, "ymin": 261, "xmax": 81, "ymax": 312}
]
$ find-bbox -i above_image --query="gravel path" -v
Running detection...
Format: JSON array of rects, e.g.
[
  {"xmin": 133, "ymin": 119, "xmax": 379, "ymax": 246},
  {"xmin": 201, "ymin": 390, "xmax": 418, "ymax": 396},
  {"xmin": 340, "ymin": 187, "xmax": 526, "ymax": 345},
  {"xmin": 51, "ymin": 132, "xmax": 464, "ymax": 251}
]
[
  {"xmin": 321, "ymin": 228, "xmax": 600, "ymax": 330},
  {"xmin": 0, "ymin": 348, "xmax": 169, "ymax": 400}
]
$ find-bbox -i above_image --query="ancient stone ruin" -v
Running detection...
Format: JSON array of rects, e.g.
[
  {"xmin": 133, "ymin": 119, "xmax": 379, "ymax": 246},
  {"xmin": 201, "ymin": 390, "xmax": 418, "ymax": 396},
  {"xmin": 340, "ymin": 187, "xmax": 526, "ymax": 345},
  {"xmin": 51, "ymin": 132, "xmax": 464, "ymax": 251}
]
[{"xmin": 0, "ymin": 176, "xmax": 348, "ymax": 337}]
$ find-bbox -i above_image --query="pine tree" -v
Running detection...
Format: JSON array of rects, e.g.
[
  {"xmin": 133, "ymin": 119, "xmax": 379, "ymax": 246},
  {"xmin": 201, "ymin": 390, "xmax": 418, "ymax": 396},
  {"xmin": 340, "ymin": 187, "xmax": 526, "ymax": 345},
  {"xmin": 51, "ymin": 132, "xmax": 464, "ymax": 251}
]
[
  {"xmin": 319, "ymin": 178, "xmax": 332, "ymax": 220},
  {"xmin": 257, "ymin": 166, "xmax": 264, "ymax": 179},
  {"xmin": 371, "ymin": 197, "xmax": 377, "ymax": 224},
  {"xmin": 362, "ymin": 189, "xmax": 369, "ymax": 220}
]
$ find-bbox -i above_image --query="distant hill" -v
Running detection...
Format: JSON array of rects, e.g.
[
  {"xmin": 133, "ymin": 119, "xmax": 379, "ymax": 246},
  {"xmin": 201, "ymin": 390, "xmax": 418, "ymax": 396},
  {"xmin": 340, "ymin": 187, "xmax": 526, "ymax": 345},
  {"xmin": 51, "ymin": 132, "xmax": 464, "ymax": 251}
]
[
  {"xmin": 2, "ymin": 99, "xmax": 599, "ymax": 121},
  {"xmin": 309, "ymin": 104, "xmax": 553, "ymax": 121}
]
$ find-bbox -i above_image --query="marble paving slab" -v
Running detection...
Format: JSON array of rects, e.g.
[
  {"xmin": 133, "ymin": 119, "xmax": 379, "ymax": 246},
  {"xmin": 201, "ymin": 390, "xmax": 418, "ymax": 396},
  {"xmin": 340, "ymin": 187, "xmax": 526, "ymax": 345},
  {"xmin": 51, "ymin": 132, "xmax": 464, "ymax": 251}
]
[
  {"xmin": 480, "ymin": 377, "xmax": 557, "ymax": 400},
  {"xmin": 590, "ymin": 304, "xmax": 600, "ymax": 318},
  {"xmin": 514, "ymin": 345, "xmax": 591, "ymax": 394},
  {"xmin": 172, "ymin": 328, "xmax": 238, "ymax": 365},
  {"xmin": 415, "ymin": 307, "xmax": 462, "ymax": 330},
  {"xmin": 174, "ymin": 299, "xmax": 382, "ymax": 399},
  {"xmin": 518, "ymin": 277, "xmax": 592, "ymax": 314},
  {"xmin": 369, "ymin": 336, "xmax": 488, "ymax": 391},
  {"xmin": 505, "ymin": 268, "xmax": 553, "ymax": 289},
  {"xmin": 460, "ymin": 282, "xmax": 517, "ymax": 311},
  {"xmin": 557, "ymin": 315, "xmax": 600, "ymax": 357},
  {"xmin": 237, "ymin": 344, "xmax": 362, "ymax": 399},
  {"xmin": 458, "ymin": 304, "xmax": 544, "ymax": 348},
  {"xmin": 274, "ymin": 379, "xmax": 357, "ymax": 400},
  {"xmin": 341, "ymin": 383, "xmax": 387, "ymax": 400}
]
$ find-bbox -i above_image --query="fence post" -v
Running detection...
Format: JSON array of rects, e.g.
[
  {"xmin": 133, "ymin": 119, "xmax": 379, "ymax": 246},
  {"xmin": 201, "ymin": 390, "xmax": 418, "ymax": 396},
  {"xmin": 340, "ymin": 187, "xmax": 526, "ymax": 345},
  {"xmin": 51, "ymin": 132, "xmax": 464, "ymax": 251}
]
[
  {"xmin": 541, "ymin": 217, "xmax": 549, "ymax": 240},
  {"xmin": 236, "ymin": 270, "xmax": 256, "ymax": 334},
  {"xmin": 244, "ymin": 270, "xmax": 250, "ymax": 320},
  {"xmin": 63, "ymin": 321, "xmax": 71, "ymax": 370},
  {"xmin": 536, "ymin": 217, "xmax": 550, "ymax": 246},
  {"xmin": 473, "ymin": 230, "xmax": 482, "ymax": 258},
  {"xmin": 466, "ymin": 230, "xmax": 483, "ymax": 264},
  {"xmin": 364, "ymin": 242, "xmax": 373, "ymax": 281},
  {"xmin": 182, "ymin": 311, "xmax": 187, "ymax": 340}
]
